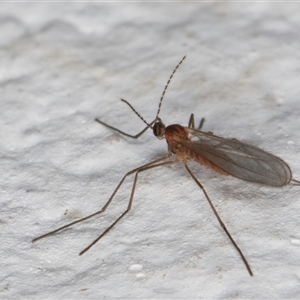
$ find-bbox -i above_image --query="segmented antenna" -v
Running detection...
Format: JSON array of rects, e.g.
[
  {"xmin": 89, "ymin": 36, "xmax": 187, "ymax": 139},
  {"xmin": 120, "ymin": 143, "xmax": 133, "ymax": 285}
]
[
  {"xmin": 121, "ymin": 99, "xmax": 151, "ymax": 127},
  {"xmin": 155, "ymin": 55, "xmax": 186, "ymax": 119},
  {"xmin": 121, "ymin": 56, "xmax": 187, "ymax": 128}
]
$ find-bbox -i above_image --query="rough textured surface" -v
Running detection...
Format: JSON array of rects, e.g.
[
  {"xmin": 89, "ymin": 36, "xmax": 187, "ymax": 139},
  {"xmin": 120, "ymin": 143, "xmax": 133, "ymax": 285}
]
[{"xmin": 1, "ymin": 3, "xmax": 300, "ymax": 299}]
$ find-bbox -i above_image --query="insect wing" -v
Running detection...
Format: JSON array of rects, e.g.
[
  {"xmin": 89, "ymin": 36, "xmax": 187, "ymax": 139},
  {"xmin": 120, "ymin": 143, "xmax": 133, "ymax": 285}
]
[{"xmin": 183, "ymin": 128, "xmax": 292, "ymax": 187}]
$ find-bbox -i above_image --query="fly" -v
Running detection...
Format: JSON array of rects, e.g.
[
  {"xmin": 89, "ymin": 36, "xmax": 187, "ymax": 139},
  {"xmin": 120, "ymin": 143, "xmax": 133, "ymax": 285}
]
[{"xmin": 33, "ymin": 56, "xmax": 300, "ymax": 277}]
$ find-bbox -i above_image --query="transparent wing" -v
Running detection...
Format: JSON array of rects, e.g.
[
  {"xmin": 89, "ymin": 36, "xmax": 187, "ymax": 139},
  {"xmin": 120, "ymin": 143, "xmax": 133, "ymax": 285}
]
[{"xmin": 182, "ymin": 128, "xmax": 292, "ymax": 187}]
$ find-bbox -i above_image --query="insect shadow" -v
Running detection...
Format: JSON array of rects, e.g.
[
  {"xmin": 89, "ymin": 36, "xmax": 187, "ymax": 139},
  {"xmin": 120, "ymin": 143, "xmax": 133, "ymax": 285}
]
[{"xmin": 33, "ymin": 56, "xmax": 300, "ymax": 277}]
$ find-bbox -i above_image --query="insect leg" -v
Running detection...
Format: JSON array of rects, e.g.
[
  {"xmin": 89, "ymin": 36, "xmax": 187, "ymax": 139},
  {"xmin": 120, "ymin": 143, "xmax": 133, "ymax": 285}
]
[
  {"xmin": 32, "ymin": 153, "xmax": 172, "ymax": 244},
  {"xmin": 291, "ymin": 178, "xmax": 300, "ymax": 185},
  {"xmin": 188, "ymin": 113, "xmax": 195, "ymax": 128},
  {"xmin": 188, "ymin": 113, "xmax": 205, "ymax": 130},
  {"xmin": 95, "ymin": 118, "xmax": 154, "ymax": 139},
  {"xmin": 198, "ymin": 118, "xmax": 205, "ymax": 130},
  {"xmin": 79, "ymin": 157, "xmax": 177, "ymax": 255},
  {"xmin": 184, "ymin": 163, "xmax": 253, "ymax": 276}
]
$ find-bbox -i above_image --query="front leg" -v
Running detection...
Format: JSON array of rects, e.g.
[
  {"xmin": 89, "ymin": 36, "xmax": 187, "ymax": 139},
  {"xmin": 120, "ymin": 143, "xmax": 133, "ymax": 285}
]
[{"xmin": 95, "ymin": 118, "xmax": 154, "ymax": 139}]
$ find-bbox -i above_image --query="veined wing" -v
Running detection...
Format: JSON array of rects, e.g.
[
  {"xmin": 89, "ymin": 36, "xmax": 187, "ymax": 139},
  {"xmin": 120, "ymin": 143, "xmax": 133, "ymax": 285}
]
[{"xmin": 182, "ymin": 128, "xmax": 292, "ymax": 187}]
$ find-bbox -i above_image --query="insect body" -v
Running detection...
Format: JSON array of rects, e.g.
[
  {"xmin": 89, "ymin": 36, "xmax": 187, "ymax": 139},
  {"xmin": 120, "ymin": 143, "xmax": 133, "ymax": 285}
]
[
  {"xmin": 33, "ymin": 56, "xmax": 299, "ymax": 277},
  {"xmin": 162, "ymin": 122, "xmax": 292, "ymax": 187}
]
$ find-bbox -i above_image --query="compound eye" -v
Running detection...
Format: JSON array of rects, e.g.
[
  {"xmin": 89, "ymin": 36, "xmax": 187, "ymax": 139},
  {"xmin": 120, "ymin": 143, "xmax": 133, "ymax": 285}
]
[
  {"xmin": 153, "ymin": 121, "xmax": 165, "ymax": 139},
  {"xmin": 153, "ymin": 123, "xmax": 160, "ymax": 137}
]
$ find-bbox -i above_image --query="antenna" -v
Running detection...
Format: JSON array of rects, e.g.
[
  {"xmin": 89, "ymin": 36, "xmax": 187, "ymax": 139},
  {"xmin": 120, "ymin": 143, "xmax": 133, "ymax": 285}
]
[
  {"xmin": 121, "ymin": 56, "xmax": 187, "ymax": 128},
  {"xmin": 155, "ymin": 55, "xmax": 186, "ymax": 119},
  {"xmin": 121, "ymin": 99, "xmax": 151, "ymax": 127}
]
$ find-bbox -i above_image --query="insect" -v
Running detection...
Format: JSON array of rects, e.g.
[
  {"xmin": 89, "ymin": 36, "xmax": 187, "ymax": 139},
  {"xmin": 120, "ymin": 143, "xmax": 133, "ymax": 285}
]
[{"xmin": 33, "ymin": 56, "xmax": 299, "ymax": 276}]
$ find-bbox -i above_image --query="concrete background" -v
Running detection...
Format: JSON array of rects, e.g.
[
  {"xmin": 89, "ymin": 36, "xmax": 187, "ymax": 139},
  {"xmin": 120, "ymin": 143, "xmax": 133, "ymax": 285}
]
[{"xmin": 1, "ymin": 3, "xmax": 300, "ymax": 299}]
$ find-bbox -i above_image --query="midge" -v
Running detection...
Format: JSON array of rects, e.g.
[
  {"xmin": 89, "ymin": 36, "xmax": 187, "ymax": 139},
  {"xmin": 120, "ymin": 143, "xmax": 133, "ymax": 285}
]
[{"xmin": 33, "ymin": 56, "xmax": 299, "ymax": 276}]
